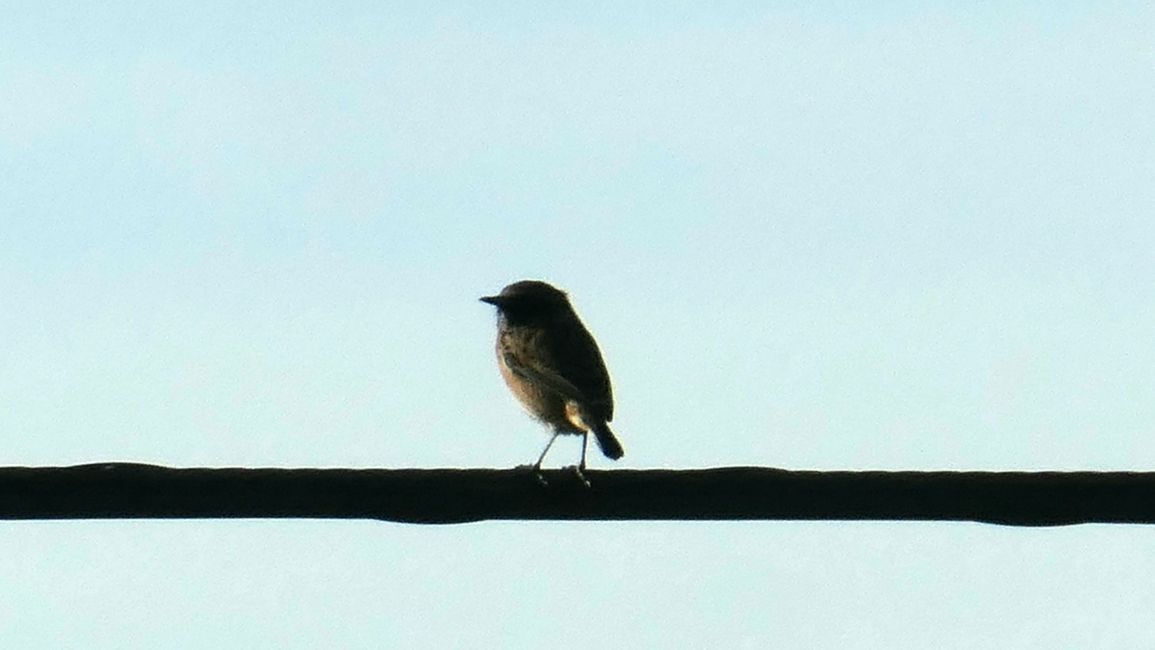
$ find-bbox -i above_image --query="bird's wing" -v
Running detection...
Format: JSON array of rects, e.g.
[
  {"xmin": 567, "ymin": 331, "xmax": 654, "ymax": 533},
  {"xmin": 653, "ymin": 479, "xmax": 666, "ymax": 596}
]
[
  {"xmin": 501, "ymin": 350, "xmax": 589, "ymax": 403},
  {"xmin": 547, "ymin": 321, "xmax": 614, "ymax": 422}
]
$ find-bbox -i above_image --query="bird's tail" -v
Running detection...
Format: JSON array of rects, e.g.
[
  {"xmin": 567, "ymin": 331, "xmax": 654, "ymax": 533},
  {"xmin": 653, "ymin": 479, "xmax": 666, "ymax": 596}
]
[{"xmin": 592, "ymin": 422, "xmax": 624, "ymax": 460}]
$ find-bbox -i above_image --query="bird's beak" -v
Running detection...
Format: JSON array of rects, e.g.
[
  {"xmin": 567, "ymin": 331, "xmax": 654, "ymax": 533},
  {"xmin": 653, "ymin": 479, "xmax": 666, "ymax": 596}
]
[{"xmin": 479, "ymin": 295, "xmax": 502, "ymax": 306}]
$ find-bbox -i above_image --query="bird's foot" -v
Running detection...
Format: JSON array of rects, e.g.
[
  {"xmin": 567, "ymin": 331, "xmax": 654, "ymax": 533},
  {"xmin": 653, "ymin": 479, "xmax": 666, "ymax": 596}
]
[
  {"xmin": 572, "ymin": 465, "xmax": 591, "ymax": 488},
  {"xmin": 515, "ymin": 463, "xmax": 550, "ymax": 486}
]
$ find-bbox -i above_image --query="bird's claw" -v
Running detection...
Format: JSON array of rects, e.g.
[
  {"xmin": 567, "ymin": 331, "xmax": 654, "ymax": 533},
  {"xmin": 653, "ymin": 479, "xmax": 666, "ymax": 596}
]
[
  {"xmin": 519, "ymin": 464, "xmax": 590, "ymax": 488},
  {"xmin": 515, "ymin": 463, "xmax": 551, "ymax": 486},
  {"xmin": 572, "ymin": 465, "xmax": 591, "ymax": 488}
]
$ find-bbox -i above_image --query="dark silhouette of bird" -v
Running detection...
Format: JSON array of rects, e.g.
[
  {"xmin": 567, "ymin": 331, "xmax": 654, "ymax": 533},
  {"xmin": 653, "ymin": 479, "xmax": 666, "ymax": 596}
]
[{"xmin": 480, "ymin": 280, "xmax": 624, "ymax": 471}]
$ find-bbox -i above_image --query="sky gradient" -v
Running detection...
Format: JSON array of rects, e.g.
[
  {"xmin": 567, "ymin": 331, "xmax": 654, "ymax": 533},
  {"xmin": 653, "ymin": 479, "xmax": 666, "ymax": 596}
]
[{"xmin": 2, "ymin": 3, "xmax": 1154, "ymax": 647}]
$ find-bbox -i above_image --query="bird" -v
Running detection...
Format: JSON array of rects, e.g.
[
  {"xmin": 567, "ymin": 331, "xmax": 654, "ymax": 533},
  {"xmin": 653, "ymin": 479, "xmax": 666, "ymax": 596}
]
[{"xmin": 480, "ymin": 280, "xmax": 624, "ymax": 472}]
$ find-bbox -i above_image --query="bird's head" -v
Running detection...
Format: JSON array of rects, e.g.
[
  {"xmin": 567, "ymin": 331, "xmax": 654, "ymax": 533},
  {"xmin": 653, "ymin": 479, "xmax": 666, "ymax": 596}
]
[{"xmin": 480, "ymin": 280, "xmax": 573, "ymax": 324}]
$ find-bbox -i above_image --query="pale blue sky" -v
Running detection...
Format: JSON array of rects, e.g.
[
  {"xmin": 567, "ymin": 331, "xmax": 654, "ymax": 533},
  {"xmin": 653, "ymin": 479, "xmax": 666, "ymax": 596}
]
[{"xmin": 2, "ymin": 3, "xmax": 1154, "ymax": 647}]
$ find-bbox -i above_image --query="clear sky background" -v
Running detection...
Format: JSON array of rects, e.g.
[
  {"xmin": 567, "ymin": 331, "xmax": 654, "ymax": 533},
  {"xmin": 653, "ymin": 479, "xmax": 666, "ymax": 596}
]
[{"xmin": 2, "ymin": 2, "xmax": 1153, "ymax": 647}]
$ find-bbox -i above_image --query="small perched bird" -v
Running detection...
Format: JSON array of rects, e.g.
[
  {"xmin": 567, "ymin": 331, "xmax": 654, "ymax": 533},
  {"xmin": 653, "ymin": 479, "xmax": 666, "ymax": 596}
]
[{"xmin": 480, "ymin": 280, "xmax": 624, "ymax": 470}]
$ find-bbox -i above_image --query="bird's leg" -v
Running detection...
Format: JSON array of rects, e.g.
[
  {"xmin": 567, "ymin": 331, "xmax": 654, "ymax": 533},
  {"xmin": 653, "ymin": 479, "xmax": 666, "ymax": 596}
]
[
  {"xmin": 573, "ymin": 432, "xmax": 591, "ymax": 487},
  {"xmin": 535, "ymin": 431, "xmax": 561, "ymax": 468},
  {"xmin": 533, "ymin": 432, "xmax": 561, "ymax": 486}
]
